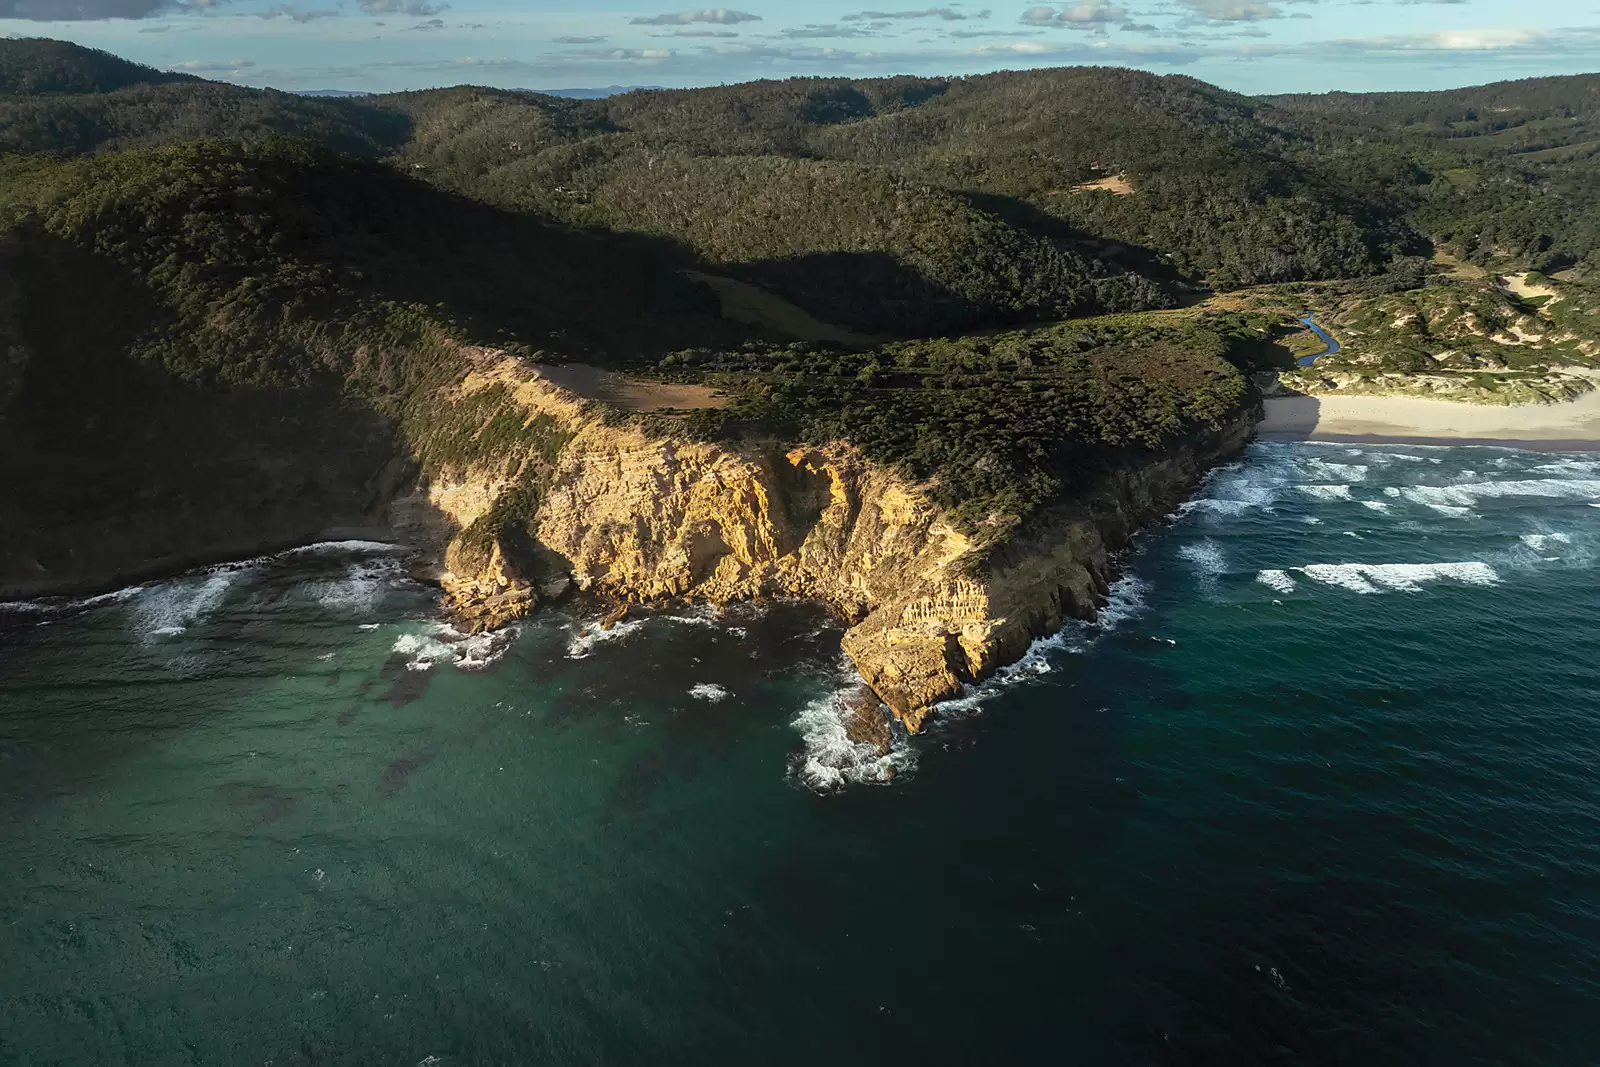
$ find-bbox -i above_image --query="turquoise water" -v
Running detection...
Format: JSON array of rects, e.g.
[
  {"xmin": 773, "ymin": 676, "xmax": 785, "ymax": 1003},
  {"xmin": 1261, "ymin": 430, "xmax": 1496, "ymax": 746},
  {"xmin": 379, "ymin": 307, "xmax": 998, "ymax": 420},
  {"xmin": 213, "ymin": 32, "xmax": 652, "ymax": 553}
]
[{"xmin": 3, "ymin": 441, "xmax": 1600, "ymax": 1065}]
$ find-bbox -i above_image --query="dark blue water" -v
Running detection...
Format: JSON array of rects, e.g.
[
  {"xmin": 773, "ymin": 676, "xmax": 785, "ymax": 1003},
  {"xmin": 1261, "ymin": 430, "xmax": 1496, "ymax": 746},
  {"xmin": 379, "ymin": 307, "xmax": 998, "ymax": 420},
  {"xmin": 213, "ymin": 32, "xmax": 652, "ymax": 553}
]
[
  {"xmin": 1297, "ymin": 315, "xmax": 1341, "ymax": 366},
  {"xmin": 3, "ymin": 441, "xmax": 1600, "ymax": 1065}
]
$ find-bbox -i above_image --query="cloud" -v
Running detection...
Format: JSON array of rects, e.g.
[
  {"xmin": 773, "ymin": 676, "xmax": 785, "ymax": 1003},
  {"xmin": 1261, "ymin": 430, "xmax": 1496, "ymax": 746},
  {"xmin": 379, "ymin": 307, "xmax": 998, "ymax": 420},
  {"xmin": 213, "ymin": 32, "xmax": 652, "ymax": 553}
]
[
  {"xmin": 558, "ymin": 46, "xmax": 677, "ymax": 59},
  {"xmin": 254, "ymin": 3, "xmax": 336, "ymax": 20},
  {"xmin": 0, "ymin": 0, "xmax": 217, "ymax": 20},
  {"xmin": 1331, "ymin": 26, "xmax": 1552, "ymax": 51},
  {"xmin": 779, "ymin": 23, "xmax": 881, "ymax": 38},
  {"xmin": 170, "ymin": 57, "xmax": 255, "ymax": 72},
  {"xmin": 945, "ymin": 27, "xmax": 1041, "ymax": 37},
  {"xmin": 359, "ymin": 0, "xmax": 447, "ymax": 14},
  {"xmin": 407, "ymin": 16, "xmax": 444, "ymax": 29},
  {"xmin": 841, "ymin": 7, "xmax": 971, "ymax": 20},
  {"xmin": 1021, "ymin": 2, "xmax": 1127, "ymax": 27},
  {"xmin": 628, "ymin": 8, "xmax": 760, "ymax": 25},
  {"xmin": 553, "ymin": 34, "xmax": 607, "ymax": 43},
  {"xmin": 654, "ymin": 28, "xmax": 738, "ymax": 36},
  {"xmin": 1176, "ymin": 0, "xmax": 1280, "ymax": 20}
]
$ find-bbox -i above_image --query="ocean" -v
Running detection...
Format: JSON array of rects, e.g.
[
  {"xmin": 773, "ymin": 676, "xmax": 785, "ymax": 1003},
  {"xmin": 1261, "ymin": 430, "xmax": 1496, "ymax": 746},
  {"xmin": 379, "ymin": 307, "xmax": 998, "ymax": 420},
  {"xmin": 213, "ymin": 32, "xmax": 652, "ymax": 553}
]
[{"xmin": 2, "ymin": 440, "xmax": 1598, "ymax": 1065}]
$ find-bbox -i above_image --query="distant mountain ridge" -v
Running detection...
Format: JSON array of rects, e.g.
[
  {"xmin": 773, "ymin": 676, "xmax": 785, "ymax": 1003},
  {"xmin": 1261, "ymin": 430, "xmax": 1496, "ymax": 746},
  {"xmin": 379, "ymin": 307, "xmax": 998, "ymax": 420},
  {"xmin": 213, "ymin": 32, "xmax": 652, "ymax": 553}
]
[{"xmin": 524, "ymin": 85, "xmax": 666, "ymax": 99}]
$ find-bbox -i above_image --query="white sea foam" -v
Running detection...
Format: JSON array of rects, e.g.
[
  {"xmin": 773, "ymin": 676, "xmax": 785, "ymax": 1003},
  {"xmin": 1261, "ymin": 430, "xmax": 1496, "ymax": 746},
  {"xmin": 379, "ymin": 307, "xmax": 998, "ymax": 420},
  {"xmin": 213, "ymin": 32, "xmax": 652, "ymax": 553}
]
[
  {"xmin": 317, "ymin": 558, "xmax": 413, "ymax": 613},
  {"xmin": 1256, "ymin": 569, "xmax": 1298, "ymax": 595},
  {"xmin": 932, "ymin": 574, "xmax": 1149, "ymax": 717},
  {"xmin": 1179, "ymin": 484, "xmax": 1276, "ymax": 516},
  {"xmin": 131, "ymin": 564, "xmax": 255, "ymax": 638},
  {"xmin": 1519, "ymin": 533, "xmax": 1573, "ymax": 554},
  {"xmin": 789, "ymin": 669, "xmax": 914, "ymax": 792},
  {"xmin": 1394, "ymin": 478, "xmax": 1600, "ymax": 511},
  {"xmin": 1450, "ymin": 478, "xmax": 1600, "ymax": 502},
  {"xmin": 664, "ymin": 607, "xmax": 750, "ymax": 638},
  {"xmin": 392, "ymin": 623, "xmax": 517, "ymax": 671},
  {"xmin": 2, "ymin": 583, "xmax": 148, "ymax": 616},
  {"xmin": 565, "ymin": 617, "xmax": 648, "ymax": 659},
  {"xmin": 1533, "ymin": 458, "xmax": 1600, "ymax": 475},
  {"xmin": 1296, "ymin": 562, "xmax": 1499, "ymax": 594},
  {"xmin": 1360, "ymin": 501, "xmax": 1391, "ymax": 513},
  {"xmin": 1298, "ymin": 484, "xmax": 1354, "ymax": 501},
  {"xmin": 1177, "ymin": 538, "xmax": 1227, "ymax": 577},
  {"xmin": 283, "ymin": 539, "xmax": 407, "ymax": 556},
  {"xmin": 1304, "ymin": 460, "xmax": 1369, "ymax": 482},
  {"xmin": 689, "ymin": 683, "xmax": 730, "ymax": 702}
]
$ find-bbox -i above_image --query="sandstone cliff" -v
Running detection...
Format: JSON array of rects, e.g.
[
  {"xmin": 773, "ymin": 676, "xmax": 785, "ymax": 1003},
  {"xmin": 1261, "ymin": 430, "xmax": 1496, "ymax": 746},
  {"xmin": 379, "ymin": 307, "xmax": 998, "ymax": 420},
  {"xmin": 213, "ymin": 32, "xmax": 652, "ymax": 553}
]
[{"xmin": 411, "ymin": 351, "xmax": 1256, "ymax": 730}]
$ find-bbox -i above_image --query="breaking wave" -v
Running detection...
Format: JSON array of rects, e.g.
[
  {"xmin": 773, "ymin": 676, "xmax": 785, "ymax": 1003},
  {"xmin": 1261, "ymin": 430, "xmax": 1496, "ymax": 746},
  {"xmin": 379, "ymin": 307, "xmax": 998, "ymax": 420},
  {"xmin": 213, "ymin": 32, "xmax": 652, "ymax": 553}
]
[
  {"xmin": 1256, "ymin": 569, "xmax": 1298, "ymax": 595},
  {"xmin": 132, "ymin": 563, "xmax": 257, "ymax": 638},
  {"xmin": 689, "ymin": 683, "xmax": 730, "ymax": 702},
  {"xmin": 305, "ymin": 558, "xmax": 409, "ymax": 614},
  {"xmin": 933, "ymin": 574, "xmax": 1150, "ymax": 718},
  {"xmin": 1520, "ymin": 533, "xmax": 1572, "ymax": 554},
  {"xmin": 788, "ymin": 666, "xmax": 915, "ymax": 793},
  {"xmin": 566, "ymin": 617, "xmax": 649, "ymax": 659},
  {"xmin": 392, "ymin": 623, "xmax": 518, "ymax": 671},
  {"xmin": 1295, "ymin": 562, "xmax": 1499, "ymax": 595}
]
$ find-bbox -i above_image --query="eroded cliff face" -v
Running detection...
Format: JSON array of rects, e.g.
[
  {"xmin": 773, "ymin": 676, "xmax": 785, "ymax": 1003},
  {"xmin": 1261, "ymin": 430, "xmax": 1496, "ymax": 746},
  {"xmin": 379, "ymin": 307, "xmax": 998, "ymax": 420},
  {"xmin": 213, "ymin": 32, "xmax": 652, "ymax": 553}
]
[{"xmin": 411, "ymin": 352, "xmax": 1256, "ymax": 730}]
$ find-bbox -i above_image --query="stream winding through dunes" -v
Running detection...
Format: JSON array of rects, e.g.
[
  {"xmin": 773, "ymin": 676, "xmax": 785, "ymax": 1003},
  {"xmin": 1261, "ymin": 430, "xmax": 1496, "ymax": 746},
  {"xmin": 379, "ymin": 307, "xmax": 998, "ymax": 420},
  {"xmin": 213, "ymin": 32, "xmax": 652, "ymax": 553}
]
[{"xmin": 1297, "ymin": 314, "xmax": 1341, "ymax": 366}]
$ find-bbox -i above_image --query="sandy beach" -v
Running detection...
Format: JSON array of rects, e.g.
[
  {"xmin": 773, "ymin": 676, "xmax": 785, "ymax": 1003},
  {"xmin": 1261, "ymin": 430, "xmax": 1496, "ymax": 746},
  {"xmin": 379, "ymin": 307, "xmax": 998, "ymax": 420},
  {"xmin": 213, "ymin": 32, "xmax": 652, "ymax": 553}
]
[{"xmin": 1259, "ymin": 389, "xmax": 1600, "ymax": 449}]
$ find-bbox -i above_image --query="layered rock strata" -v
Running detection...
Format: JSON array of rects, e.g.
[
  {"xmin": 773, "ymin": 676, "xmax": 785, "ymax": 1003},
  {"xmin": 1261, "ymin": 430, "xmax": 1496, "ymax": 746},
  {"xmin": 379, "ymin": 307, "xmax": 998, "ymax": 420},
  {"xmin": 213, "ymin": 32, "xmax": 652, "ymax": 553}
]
[{"xmin": 415, "ymin": 353, "xmax": 1255, "ymax": 729}]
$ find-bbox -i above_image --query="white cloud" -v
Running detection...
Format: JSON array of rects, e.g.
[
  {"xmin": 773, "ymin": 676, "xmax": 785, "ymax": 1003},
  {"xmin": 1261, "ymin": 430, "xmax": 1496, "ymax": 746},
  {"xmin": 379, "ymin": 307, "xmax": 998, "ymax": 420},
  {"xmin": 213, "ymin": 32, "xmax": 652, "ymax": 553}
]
[
  {"xmin": 1178, "ymin": 0, "xmax": 1279, "ymax": 20},
  {"xmin": 1329, "ymin": 26, "xmax": 1598, "ymax": 53},
  {"xmin": 171, "ymin": 57, "xmax": 255, "ymax": 71},
  {"xmin": 628, "ymin": 8, "xmax": 761, "ymax": 25},
  {"xmin": 1021, "ymin": 2, "xmax": 1127, "ymax": 28},
  {"xmin": 254, "ymin": 3, "xmax": 336, "ymax": 20},
  {"xmin": 841, "ymin": 7, "xmax": 972, "ymax": 20},
  {"xmin": 360, "ymin": 0, "xmax": 448, "ymax": 14}
]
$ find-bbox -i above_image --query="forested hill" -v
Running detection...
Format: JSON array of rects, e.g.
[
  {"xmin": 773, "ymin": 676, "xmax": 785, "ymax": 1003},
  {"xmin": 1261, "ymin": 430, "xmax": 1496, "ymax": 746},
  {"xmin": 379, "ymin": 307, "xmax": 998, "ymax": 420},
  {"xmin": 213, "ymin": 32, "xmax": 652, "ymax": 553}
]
[
  {"xmin": 1, "ymin": 38, "xmax": 1598, "ymax": 334},
  {"xmin": 0, "ymin": 38, "xmax": 199, "ymax": 95}
]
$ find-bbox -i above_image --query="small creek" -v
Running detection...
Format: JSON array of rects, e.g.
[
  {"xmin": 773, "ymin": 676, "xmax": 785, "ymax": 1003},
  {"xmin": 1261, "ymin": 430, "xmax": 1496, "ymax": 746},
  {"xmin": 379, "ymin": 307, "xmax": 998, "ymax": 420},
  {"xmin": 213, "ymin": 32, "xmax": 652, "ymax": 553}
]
[{"xmin": 1296, "ymin": 314, "xmax": 1340, "ymax": 366}]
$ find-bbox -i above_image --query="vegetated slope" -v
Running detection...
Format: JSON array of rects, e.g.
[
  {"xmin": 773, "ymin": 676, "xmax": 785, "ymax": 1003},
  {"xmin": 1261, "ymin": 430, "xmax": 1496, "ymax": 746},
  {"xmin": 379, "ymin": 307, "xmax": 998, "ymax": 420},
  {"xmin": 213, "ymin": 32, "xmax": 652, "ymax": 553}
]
[
  {"xmin": 582, "ymin": 154, "xmax": 1167, "ymax": 335},
  {"xmin": 0, "ymin": 138, "xmax": 745, "ymax": 588},
  {"xmin": 0, "ymin": 37, "xmax": 198, "ymax": 95},
  {"xmin": 672, "ymin": 312, "xmax": 1254, "ymax": 537},
  {"xmin": 377, "ymin": 86, "xmax": 1169, "ymax": 335},
  {"xmin": 1265, "ymin": 75, "xmax": 1600, "ymax": 274},
  {"xmin": 14, "ymin": 40, "xmax": 1600, "ymax": 336},
  {"xmin": 0, "ymin": 80, "xmax": 412, "ymax": 159}
]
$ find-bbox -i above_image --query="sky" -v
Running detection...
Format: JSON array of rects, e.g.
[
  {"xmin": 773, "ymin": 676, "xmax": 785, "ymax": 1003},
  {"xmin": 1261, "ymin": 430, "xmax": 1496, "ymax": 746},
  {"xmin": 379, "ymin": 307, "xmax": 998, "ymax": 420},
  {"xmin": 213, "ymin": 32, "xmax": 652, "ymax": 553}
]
[{"xmin": 2, "ymin": 0, "xmax": 1598, "ymax": 95}]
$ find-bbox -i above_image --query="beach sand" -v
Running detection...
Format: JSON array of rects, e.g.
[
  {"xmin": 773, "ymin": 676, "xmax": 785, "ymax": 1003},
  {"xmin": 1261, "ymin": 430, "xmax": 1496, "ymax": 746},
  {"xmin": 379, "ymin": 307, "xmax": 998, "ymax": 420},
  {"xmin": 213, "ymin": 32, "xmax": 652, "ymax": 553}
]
[{"xmin": 1259, "ymin": 389, "xmax": 1600, "ymax": 449}]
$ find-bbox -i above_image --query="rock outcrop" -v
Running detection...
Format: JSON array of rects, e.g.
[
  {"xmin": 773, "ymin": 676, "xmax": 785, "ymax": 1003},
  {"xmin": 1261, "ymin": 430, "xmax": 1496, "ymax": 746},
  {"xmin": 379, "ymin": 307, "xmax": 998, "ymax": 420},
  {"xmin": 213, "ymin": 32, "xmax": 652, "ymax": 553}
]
[{"xmin": 411, "ymin": 352, "xmax": 1256, "ymax": 729}]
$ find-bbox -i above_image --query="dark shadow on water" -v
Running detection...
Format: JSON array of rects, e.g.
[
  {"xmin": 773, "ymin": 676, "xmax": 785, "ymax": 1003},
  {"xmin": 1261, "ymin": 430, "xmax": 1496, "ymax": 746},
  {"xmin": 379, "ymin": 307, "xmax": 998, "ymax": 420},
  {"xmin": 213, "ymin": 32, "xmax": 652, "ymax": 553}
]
[
  {"xmin": 377, "ymin": 748, "xmax": 436, "ymax": 797},
  {"xmin": 550, "ymin": 602, "xmax": 845, "ymax": 824}
]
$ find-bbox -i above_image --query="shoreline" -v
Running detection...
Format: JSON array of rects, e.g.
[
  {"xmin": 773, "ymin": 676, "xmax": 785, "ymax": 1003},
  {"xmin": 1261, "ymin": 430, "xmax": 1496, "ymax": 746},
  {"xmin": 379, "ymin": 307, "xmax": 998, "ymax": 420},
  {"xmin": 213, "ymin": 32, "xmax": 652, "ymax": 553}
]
[
  {"xmin": 0, "ymin": 526, "xmax": 404, "ymax": 604},
  {"xmin": 1259, "ymin": 391, "xmax": 1600, "ymax": 451}
]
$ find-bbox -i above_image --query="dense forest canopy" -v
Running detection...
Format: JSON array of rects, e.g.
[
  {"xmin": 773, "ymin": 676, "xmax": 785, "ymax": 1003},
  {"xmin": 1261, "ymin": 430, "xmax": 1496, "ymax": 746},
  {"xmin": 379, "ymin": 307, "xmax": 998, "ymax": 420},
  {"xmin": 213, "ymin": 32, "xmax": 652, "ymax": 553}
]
[
  {"xmin": 3, "ymin": 40, "xmax": 1598, "ymax": 333},
  {"xmin": 0, "ymin": 38, "xmax": 199, "ymax": 96}
]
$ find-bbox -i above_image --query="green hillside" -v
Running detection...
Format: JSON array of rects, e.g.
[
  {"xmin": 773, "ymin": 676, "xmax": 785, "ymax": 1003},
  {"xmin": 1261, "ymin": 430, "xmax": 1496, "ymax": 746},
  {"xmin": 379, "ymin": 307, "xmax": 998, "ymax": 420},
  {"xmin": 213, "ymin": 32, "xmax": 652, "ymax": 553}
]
[{"xmin": 0, "ymin": 38, "xmax": 198, "ymax": 95}]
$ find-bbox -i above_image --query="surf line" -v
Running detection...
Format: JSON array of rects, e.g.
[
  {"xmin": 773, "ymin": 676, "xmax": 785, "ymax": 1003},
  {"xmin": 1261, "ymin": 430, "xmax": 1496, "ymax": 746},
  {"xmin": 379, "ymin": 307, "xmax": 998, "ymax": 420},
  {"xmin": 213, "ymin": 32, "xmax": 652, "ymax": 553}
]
[{"xmin": 1296, "ymin": 314, "xmax": 1341, "ymax": 367}]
